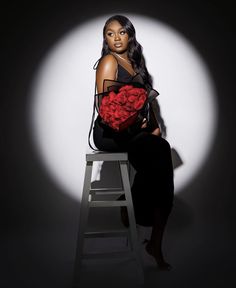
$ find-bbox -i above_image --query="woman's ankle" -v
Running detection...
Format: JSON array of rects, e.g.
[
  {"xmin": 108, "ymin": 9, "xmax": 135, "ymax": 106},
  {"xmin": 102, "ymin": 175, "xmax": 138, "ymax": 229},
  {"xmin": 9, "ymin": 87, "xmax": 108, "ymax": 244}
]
[{"xmin": 145, "ymin": 241, "xmax": 172, "ymax": 270}]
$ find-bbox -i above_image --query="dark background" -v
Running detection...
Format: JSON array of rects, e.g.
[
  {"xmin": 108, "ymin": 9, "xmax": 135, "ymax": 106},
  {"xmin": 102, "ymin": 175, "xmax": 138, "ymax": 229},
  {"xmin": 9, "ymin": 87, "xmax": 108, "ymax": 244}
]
[{"xmin": 3, "ymin": 0, "xmax": 236, "ymax": 287}]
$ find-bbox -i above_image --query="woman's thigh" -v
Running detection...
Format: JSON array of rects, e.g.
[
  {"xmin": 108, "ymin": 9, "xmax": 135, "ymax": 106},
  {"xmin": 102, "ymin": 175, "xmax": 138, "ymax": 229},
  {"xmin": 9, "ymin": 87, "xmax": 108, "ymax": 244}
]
[
  {"xmin": 127, "ymin": 132, "xmax": 172, "ymax": 173},
  {"xmin": 93, "ymin": 117, "xmax": 122, "ymax": 152}
]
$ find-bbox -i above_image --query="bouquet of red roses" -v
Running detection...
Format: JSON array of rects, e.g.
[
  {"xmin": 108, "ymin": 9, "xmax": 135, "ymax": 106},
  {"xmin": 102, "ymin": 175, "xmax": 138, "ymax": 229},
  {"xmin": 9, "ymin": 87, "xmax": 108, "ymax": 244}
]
[
  {"xmin": 99, "ymin": 84, "xmax": 147, "ymax": 131},
  {"xmin": 94, "ymin": 75, "xmax": 159, "ymax": 133}
]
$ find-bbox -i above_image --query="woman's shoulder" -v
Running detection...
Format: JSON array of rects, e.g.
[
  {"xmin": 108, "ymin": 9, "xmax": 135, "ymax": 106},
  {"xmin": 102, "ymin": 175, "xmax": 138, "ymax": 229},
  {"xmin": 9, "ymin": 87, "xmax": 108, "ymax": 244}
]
[
  {"xmin": 95, "ymin": 54, "xmax": 119, "ymax": 93},
  {"xmin": 96, "ymin": 54, "xmax": 118, "ymax": 71}
]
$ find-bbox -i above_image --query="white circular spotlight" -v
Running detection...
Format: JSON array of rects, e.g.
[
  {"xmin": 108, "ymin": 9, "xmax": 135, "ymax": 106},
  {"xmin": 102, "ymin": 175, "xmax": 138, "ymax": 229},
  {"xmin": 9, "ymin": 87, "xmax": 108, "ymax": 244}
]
[{"xmin": 30, "ymin": 14, "xmax": 217, "ymax": 201}]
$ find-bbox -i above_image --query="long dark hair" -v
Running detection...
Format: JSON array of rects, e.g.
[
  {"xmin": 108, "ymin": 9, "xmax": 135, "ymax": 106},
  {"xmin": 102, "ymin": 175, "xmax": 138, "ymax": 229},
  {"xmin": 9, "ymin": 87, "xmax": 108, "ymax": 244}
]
[{"xmin": 101, "ymin": 14, "xmax": 153, "ymax": 89}]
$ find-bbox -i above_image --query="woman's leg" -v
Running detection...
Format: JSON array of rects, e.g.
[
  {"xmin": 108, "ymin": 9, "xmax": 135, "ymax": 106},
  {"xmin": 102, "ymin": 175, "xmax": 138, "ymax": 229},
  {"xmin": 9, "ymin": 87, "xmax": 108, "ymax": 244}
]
[
  {"xmin": 127, "ymin": 132, "xmax": 174, "ymax": 269},
  {"xmin": 146, "ymin": 208, "xmax": 172, "ymax": 270}
]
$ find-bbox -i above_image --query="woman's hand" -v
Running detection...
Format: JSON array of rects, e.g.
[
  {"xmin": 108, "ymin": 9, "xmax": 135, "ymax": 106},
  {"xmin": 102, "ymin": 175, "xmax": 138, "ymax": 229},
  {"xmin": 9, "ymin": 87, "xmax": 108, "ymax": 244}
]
[
  {"xmin": 141, "ymin": 118, "xmax": 161, "ymax": 136},
  {"xmin": 151, "ymin": 127, "xmax": 161, "ymax": 136},
  {"xmin": 141, "ymin": 118, "xmax": 148, "ymax": 129}
]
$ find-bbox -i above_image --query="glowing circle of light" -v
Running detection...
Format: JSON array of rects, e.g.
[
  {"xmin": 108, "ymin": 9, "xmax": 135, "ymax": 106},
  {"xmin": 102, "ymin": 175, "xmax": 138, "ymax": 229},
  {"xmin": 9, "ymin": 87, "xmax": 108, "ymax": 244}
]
[{"xmin": 30, "ymin": 14, "xmax": 217, "ymax": 201}]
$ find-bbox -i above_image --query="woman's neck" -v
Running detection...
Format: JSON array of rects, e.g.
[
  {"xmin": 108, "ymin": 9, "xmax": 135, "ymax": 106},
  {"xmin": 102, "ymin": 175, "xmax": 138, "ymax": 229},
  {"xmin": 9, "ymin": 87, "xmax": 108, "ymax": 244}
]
[{"xmin": 111, "ymin": 51, "xmax": 131, "ymax": 65}]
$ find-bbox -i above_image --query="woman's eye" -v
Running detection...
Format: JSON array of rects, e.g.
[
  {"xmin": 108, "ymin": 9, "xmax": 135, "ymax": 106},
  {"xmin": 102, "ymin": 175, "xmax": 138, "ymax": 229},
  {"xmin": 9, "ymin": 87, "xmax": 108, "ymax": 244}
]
[
  {"xmin": 107, "ymin": 32, "xmax": 113, "ymax": 37},
  {"xmin": 120, "ymin": 31, "xmax": 126, "ymax": 35}
]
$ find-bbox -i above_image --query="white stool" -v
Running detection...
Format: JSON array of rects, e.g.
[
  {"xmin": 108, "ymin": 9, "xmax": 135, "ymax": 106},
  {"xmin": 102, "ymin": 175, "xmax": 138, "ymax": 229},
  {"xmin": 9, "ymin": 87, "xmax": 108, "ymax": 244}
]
[{"xmin": 73, "ymin": 151, "xmax": 144, "ymax": 286}]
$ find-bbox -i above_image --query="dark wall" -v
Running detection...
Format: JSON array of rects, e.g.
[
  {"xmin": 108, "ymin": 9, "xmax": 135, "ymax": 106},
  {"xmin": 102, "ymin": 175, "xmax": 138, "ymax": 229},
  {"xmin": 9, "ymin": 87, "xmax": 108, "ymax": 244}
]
[{"xmin": 3, "ymin": 1, "xmax": 236, "ymax": 287}]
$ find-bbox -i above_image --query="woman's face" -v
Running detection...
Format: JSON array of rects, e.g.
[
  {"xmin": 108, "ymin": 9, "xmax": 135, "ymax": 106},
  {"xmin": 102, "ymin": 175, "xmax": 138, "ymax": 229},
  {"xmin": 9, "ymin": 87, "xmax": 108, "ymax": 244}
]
[{"xmin": 104, "ymin": 20, "xmax": 129, "ymax": 53}]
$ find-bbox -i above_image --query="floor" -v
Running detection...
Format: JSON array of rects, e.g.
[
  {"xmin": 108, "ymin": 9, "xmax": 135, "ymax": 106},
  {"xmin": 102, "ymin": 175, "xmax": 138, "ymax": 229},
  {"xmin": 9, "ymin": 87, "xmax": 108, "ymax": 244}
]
[{"xmin": 5, "ymin": 194, "xmax": 235, "ymax": 288}]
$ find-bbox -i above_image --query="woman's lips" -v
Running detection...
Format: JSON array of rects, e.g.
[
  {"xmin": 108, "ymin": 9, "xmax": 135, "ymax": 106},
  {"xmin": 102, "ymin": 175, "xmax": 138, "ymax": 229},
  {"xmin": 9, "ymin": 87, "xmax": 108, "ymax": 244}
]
[{"xmin": 114, "ymin": 43, "xmax": 122, "ymax": 48}]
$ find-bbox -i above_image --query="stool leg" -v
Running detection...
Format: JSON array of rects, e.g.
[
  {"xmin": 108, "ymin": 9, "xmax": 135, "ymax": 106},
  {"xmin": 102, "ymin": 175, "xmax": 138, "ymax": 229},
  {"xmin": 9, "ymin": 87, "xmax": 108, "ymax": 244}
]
[
  {"xmin": 119, "ymin": 161, "xmax": 144, "ymax": 284},
  {"xmin": 73, "ymin": 161, "xmax": 93, "ymax": 287}
]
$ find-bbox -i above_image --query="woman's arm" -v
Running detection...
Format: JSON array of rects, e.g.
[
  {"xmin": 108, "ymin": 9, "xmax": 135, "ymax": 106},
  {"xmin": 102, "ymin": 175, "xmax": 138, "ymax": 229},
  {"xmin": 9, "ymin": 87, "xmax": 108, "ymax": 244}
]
[
  {"xmin": 142, "ymin": 99, "xmax": 161, "ymax": 136},
  {"xmin": 96, "ymin": 54, "xmax": 118, "ymax": 94},
  {"xmin": 149, "ymin": 100, "xmax": 161, "ymax": 136}
]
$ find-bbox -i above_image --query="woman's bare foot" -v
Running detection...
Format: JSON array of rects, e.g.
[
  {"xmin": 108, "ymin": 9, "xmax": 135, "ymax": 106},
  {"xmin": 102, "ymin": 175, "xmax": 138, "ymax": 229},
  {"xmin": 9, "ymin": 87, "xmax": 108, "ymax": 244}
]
[{"xmin": 145, "ymin": 241, "xmax": 172, "ymax": 271}]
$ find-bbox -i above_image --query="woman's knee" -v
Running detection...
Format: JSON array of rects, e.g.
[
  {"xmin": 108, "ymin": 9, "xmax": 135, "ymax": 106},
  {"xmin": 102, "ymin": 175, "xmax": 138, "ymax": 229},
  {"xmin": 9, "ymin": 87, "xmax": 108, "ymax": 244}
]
[
  {"xmin": 157, "ymin": 136, "xmax": 171, "ymax": 149},
  {"xmin": 147, "ymin": 135, "xmax": 171, "ymax": 155}
]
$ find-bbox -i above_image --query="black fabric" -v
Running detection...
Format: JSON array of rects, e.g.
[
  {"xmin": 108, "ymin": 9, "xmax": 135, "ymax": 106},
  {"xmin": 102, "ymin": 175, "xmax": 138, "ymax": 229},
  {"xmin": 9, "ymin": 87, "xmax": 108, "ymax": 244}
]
[
  {"xmin": 127, "ymin": 132, "xmax": 174, "ymax": 226},
  {"xmin": 92, "ymin": 63, "xmax": 174, "ymax": 226}
]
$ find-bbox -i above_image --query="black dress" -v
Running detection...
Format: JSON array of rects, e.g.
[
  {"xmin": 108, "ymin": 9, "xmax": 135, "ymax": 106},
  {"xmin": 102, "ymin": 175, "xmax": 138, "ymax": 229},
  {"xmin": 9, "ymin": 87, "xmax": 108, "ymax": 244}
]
[{"xmin": 93, "ymin": 62, "xmax": 174, "ymax": 226}]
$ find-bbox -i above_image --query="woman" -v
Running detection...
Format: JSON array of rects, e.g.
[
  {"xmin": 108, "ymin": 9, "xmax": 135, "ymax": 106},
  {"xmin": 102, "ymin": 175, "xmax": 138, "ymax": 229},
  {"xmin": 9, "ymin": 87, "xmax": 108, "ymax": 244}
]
[{"xmin": 92, "ymin": 15, "xmax": 174, "ymax": 270}]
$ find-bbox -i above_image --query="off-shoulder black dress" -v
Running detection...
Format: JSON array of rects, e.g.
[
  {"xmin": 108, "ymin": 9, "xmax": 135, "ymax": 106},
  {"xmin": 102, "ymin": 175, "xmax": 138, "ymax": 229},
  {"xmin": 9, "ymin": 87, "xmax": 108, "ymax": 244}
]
[{"xmin": 93, "ymin": 61, "xmax": 174, "ymax": 226}]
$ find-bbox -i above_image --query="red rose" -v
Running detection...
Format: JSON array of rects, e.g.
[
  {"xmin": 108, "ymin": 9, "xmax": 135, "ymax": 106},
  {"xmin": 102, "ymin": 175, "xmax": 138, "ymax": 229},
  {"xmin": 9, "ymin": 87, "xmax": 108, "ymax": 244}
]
[
  {"xmin": 109, "ymin": 91, "xmax": 116, "ymax": 102},
  {"xmin": 127, "ymin": 95, "xmax": 136, "ymax": 103},
  {"xmin": 101, "ymin": 96, "xmax": 109, "ymax": 106},
  {"xmin": 116, "ymin": 92, "xmax": 127, "ymax": 104},
  {"xmin": 138, "ymin": 93, "xmax": 146, "ymax": 102},
  {"xmin": 134, "ymin": 99, "xmax": 145, "ymax": 110}
]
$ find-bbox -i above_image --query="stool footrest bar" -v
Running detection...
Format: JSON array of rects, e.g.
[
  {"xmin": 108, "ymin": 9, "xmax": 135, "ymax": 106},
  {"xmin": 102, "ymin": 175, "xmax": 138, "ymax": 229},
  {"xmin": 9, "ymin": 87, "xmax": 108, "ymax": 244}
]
[
  {"xmin": 90, "ymin": 188, "xmax": 124, "ymax": 192},
  {"xmin": 89, "ymin": 200, "xmax": 127, "ymax": 207},
  {"xmin": 85, "ymin": 230, "xmax": 128, "ymax": 238},
  {"xmin": 82, "ymin": 250, "xmax": 134, "ymax": 259}
]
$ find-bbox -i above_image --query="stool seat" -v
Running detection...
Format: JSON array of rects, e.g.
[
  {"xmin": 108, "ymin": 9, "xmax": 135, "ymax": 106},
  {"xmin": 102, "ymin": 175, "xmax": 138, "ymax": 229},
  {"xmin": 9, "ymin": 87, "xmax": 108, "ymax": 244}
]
[
  {"xmin": 73, "ymin": 151, "xmax": 144, "ymax": 287},
  {"xmin": 86, "ymin": 151, "xmax": 128, "ymax": 162}
]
